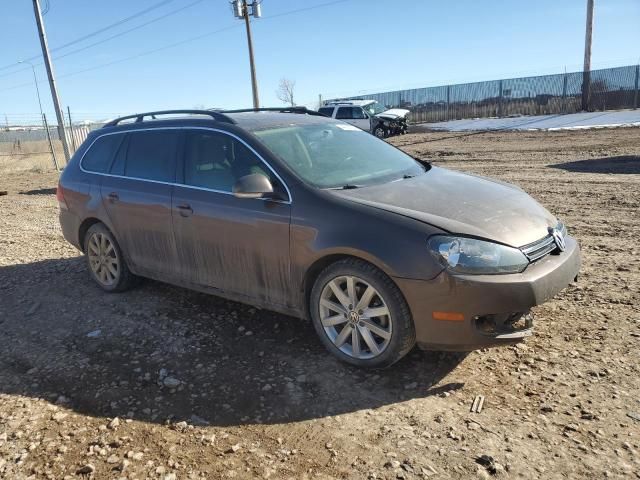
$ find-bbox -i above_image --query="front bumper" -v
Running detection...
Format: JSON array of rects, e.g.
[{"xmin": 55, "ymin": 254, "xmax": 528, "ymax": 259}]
[{"xmin": 395, "ymin": 236, "xmax": 581, "ymax": 351}]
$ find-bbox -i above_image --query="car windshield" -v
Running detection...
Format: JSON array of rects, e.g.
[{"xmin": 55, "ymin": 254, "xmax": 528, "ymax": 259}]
[
  {"xmin": 363, "ymin": 102, "xmax": 387, "ymax": 116},
  {"xmin": 253, "ymin": 122, "xmax": 426, "ymax": 189}
]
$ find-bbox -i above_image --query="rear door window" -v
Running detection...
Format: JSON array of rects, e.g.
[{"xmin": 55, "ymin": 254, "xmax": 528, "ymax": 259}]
[
  {"xmin": 318, "ymin": 107, "xmax": 335, "ymax": 117},
  {"xmin": 81, "ymin": 134, "xmax": 124, "ymax": 173},
  {"xmin": 124, "ymin": 130, "xmax": 179, "ymax": 182},
  {"xmin": 335, "ymin": 107, "xmax": 354, "ymax": 119}
]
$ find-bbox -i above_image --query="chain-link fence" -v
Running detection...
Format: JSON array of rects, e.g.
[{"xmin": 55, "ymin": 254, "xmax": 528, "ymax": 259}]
[
  {"xmin": 0, "ymin": 117, "xmax": 104, "ymax": 173},
  {"xmin": 336, "ymin": 64, "xmax": 640, "ymax": 124}
]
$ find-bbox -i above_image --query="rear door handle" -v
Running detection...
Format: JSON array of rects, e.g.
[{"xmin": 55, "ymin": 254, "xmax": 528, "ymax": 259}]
[
  {"xmin": 107, "ymin": 192, "xmax": 119, "ymax": 202},
  {"xmin": 176, "ymin": 203, "xmax": 193, "ymax": 217}
]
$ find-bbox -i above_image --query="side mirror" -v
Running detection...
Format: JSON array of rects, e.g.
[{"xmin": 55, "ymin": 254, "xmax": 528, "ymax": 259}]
[{"xmin": 232, "ymin": 173, "xmax": 274, "ymax": 199}]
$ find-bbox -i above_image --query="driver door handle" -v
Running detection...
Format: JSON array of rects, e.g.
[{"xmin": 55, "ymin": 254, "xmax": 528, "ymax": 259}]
[{"xmin": 176, "ymin": 203, "xmax": 193, "ymax": 217}]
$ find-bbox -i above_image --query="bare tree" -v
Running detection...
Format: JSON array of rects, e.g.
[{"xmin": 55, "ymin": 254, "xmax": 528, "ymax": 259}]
[{"xmin": 276, "ymin": 78, "xmax": 296, "ymax": 106}]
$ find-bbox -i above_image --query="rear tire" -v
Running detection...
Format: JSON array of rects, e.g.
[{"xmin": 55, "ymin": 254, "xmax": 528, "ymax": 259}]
[
  {"xmin": 310, "ymin": 258, "xmax": 415, "ymax": 368},
  {"xmin": 84, "ymin": 223, "xmax": 137, "ymax": 292}
]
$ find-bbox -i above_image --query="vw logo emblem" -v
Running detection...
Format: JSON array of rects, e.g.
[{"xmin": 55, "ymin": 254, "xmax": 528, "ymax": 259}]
[
  {"xmin": 349, "ymin": 311, "xmax": 360, "ymax": 322},
  {"xmin": 551, "ymin": 228, "xmax": 566, "ymax": 252}
]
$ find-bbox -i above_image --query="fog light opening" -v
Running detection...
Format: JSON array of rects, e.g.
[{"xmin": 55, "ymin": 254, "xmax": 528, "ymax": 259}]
[{"xmin": 474, "ymin": 311, "xmax": 534, "ymax": 336}]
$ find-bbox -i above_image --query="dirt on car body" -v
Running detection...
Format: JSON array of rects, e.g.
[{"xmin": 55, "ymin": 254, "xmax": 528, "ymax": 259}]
[{"xmin": 1, "ymin": 127, "xmax": 639, "ymax": 479}]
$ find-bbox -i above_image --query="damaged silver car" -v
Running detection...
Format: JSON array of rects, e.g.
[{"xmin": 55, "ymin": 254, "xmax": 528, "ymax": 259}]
[{"xmin": 319, "ymin": 99, "xmax": 409, "ymax": 138}]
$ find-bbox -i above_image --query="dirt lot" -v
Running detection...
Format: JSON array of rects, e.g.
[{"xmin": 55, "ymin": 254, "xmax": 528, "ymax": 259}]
[
  {"xmin": 1, "ymin": 128, "xmax": 639, "ymax": 479},
  {"xmin": 0, "ymin": 139, "xmax": 66, "ymax": 174}
]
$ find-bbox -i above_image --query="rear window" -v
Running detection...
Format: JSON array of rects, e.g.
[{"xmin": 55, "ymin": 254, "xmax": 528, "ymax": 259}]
[
  {"xmin": 81, "ymin": 134, "xmax": 124, "ymax": 173},
  {"xmin": 124, "ymin": 130, "xmax": 179, "ymax": 182},
  {"xmin": 335, "ymin": 107, "xmax": 354, "ymax": 119},
  {"xmin": 318, "ymin": 107, "xmax": 334, "ymax": 117}
]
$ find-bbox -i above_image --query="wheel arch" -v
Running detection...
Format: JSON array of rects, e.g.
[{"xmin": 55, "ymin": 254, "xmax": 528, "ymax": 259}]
[
  {"xmin": 302, "ymin": 252, "xmax": 397, "ymax": 321},
  {"xmin": 78, "ymin": 217, "xmax": 103, "ymax": 253},
  {"xmin": 78, "ymin": 217, "xmax": 120, "ymax": 254}
]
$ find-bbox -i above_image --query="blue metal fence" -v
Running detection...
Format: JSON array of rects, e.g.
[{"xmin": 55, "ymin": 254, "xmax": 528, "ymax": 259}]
[{"xmin": 334, "ymin": 65, "xmax": 639, "ymax": 124}]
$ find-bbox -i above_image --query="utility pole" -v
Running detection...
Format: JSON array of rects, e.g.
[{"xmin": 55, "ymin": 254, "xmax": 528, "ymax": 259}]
[
  {"xmin": 581, "ymin": 0, "xmax": 594, "ymax": 111},
  {"xmin": 232, "ymin": 0, "xmax": 261, "ymax": 108},
  {"xmin": 32, "ymin": 0, "xmax": 71, "ymax": 162}
]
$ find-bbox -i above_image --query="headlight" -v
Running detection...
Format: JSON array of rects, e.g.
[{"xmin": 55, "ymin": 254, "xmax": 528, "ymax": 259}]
[{"xmin": 428, "ymin": 236, "xmax": 529, "ymax": 274}]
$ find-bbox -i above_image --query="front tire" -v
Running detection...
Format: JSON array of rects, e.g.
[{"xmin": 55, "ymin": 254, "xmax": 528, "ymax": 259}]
[
  {"xmin": 310, "ymin": 258, "xmax": 415, "ymax": 368},
  {"xmin": 84, "ymin": 223, "xmax": 137, "ymax": 292},
  {"xmin": 373, "ymin": 125, "xmax": 387, "ymax": 139}
]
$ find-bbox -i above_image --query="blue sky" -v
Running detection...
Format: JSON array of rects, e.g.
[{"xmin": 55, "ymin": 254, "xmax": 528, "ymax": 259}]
[{"xmin": 0, "ymin": 0, "xmax": 638, "ymax": 123}]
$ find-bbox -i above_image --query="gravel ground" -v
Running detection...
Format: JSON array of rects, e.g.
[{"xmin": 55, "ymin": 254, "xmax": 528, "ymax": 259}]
[{"xmin": 0, "ymin": 127, "xmax": 639, "ymax": 479}]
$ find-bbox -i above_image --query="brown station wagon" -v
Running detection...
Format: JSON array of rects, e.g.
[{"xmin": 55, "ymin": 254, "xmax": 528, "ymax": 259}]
[{"xmin": 58, "ymin": 108, "xmax": 581, "ymax": 367}]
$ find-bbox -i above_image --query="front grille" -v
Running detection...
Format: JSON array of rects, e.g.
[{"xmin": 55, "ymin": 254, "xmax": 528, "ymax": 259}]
[
  {"xmin": 521, "ymin": 235, "xmax": 557, "ymax": 261},
  {"xmin": 520, "ymin": 223, "xmax": 566, "ymax": 262}
]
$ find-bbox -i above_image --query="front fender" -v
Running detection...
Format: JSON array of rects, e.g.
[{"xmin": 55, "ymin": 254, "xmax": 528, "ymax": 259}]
[{"xmin": 290, "ymin": 192, "xmax": 446, "ymax": 293}]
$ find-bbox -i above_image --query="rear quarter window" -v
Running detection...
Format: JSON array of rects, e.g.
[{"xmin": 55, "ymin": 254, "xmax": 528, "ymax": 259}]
[{"xmin": 81, "ymin": 134, "xmax": 125, "ymax": 173}]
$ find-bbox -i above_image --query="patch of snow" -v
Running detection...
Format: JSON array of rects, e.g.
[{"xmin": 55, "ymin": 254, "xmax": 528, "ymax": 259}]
[{"xmin": 416, "ymin": 109, "xmax": 640, "ymax": 132}]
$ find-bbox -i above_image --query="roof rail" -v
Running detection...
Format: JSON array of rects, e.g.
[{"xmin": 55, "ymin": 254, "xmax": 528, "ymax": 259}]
[
  {"xmin": 220, "ymin": 106, "xmax": 325, "ymax": 117},
  {"xmin": 103, "ymin": 109, "xmax": 235, "ymax": 127}
]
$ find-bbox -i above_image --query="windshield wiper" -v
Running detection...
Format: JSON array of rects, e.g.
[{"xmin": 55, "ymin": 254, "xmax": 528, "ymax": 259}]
[{"xmin": 326, "ymin": 184, "xmax": 361, "ymax": 190}]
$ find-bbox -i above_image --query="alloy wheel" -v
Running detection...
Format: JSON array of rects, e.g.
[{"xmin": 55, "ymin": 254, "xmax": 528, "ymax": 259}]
[
  {"xmin": 374, "ymin": 127, "xmax": 386, "ymax": 138},
  {"xmin": 87, "ymin": 232, "xmax": 120, "ymax": 287},
  {"xmin": 319, "ymin": 275, "xmax": 392, "ymax": 359}
]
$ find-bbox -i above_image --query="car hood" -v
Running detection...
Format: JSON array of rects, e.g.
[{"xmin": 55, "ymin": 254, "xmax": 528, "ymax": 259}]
[
  {"xmin": 375, "ymin": 108, "xmax": 410, "ymax": 120},
  {"xmin": 332, "ymin": 166, "xmax": 557, "ymax": 247}
]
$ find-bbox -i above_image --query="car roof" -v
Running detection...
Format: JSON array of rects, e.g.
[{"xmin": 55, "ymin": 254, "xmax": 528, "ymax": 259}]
[
  {"xmin": 324, "ymin": 99, "xmax": 376, "ymax": 107},
  {"xmin": 222, "ymin": 111, "xmax": 335, "ymax": 131},
  {"xmin": 96, "ymin": 109, "xmax": 334, "ymax": 135}
]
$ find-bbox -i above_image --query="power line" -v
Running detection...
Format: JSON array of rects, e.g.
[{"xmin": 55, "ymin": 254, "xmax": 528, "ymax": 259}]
[
  {"xmin": 0, "ymin": 0, "xmax": 203, "ymax": 81},
  {"xmin": 56, "ymin": 25, "xmax": 240, "ymax": 80},
  {"xmin": 0, "ymin": 3, "xmax": 201, "ymax": 82},
  {"xmin": 51, "ymin": 0, "xmax": 179, "ymax": 53},
  {"xmin": 0, "ymin": 0, "xmax": 179, "ymax": 73},
  {"xmin": 0, "ymin": 23, "xmax": 238, "ymax": 92},
  {"xmin": 52, "ymin": 0, "xmax": 206, "ymax": 62},
  {"xmin": 262, "ymin": 0, "xmax": 351, "ymax": 19},
  {"xmin": 0, "ymin": 0, "xmax": 356, "ymax": 94}
]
